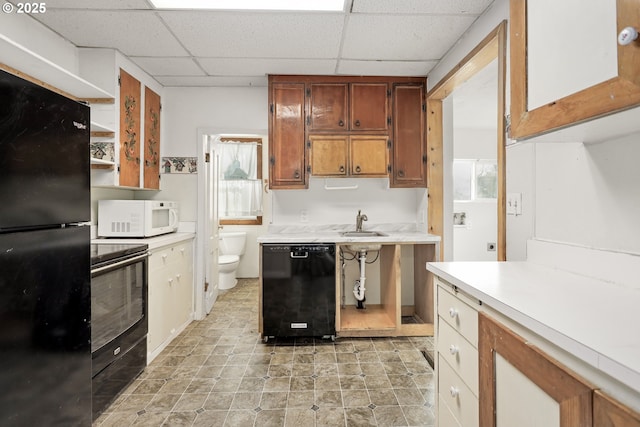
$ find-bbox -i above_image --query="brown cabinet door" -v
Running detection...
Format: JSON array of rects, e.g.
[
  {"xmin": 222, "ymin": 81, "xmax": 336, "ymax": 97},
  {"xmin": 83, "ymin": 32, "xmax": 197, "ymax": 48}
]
[
  {"xmin": 350, "ymin": 135, "xmax": 388, "ymax": 177},
  {"xmin": 350, "ymin": 83, "xmax": 389, "ymax": 131},
  {"xmin": 392, "ymin": 84, "xmax": 426, "ymax": 188},
  {"xmin": 269, "ymin": 83, "xmax": 306, "ymax": 188},
  {"xmin": 308, "ymin": 83, "xmax": 348, "ymax": 131},
  {"xmin": 143, "ymin": 86, "xmax": 161, "ymax": 190},
  {"xmin": 119, "ymin": 69, "xmax": 141, "ymax": 188},
  {"xmin": 594, "ymin": 391, "xmax": 640, "ymax": 427},
  {"xmin": 309, "ymin": 135, "xmax": 348, "ymax": 176}
]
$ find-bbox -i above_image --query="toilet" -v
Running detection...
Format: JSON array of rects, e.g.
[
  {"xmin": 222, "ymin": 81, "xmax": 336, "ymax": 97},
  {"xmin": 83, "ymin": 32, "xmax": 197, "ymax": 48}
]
[{"xmin": 218, "ymin": 231, "xmax": 247, "ymax": 290}]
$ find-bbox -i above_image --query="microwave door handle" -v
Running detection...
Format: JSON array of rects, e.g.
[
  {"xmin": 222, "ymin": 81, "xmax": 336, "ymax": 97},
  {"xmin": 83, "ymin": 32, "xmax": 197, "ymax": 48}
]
[{"xmin": 170, "ymin": 209, "xmax": 179, "ymax": 229}]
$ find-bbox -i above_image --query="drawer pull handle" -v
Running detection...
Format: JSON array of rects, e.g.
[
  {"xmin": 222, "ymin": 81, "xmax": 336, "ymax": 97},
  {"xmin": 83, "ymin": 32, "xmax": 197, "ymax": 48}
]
[
  {"xmin": 449, "ymin": 307, "xmax": 458, "ymax": 318},
  {"xmin": 449, "ymin": 345, "xmax": 459, "ymax": 355},
  {"xmin": 449, "ymin": 386, "xmax": 459, "ymax": 398}
]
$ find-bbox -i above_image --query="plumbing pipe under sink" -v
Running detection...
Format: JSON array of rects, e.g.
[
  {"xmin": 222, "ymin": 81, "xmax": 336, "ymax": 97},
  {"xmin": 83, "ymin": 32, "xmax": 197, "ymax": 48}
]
[{"xmin": 353, "ymin": 249, "xmax": 368, "ymax": 309}]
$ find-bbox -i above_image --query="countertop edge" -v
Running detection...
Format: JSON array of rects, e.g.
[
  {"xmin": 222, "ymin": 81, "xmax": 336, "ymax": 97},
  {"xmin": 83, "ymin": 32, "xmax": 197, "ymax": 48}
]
[
  {"xmin": 426, "ymin": 261, "xmax": 640, "ymax": 395},
  {"xmin": 92, "ymin": 232, "xmax": 195, "ymax": 251}
]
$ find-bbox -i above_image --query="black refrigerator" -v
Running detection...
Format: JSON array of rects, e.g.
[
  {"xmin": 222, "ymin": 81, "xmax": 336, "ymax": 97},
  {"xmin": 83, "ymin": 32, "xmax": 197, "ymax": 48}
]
[{"xmin": 0, "ymin": 70, "xmax": 92, "ymax": 425}]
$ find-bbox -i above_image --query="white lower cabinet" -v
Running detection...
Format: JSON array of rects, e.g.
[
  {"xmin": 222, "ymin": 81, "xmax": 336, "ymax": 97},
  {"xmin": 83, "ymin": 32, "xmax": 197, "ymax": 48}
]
[
  {"xmin": 147, "ymin": 239, "xmax": 194, "ymax": 362},
  {"xmin": 435, "ymin": 277, "xmax": 480, "ymax": 427}
]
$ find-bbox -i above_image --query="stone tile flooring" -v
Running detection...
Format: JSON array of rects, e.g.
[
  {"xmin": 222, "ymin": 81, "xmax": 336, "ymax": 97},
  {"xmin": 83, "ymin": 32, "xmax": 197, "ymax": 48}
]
[{"xmin": 93, "ymin": 279, "xmax": 435, "ymax": 427}]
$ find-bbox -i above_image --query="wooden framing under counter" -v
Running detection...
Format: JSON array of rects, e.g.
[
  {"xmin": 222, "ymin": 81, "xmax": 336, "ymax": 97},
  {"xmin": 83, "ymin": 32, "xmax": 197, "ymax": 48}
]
[
  {"xmin": 479, "ymin": 312, "xmax": 593, "ymax": 427},
  {"xmin": 336, "ymin": 242, "xmax": 437, "ymax": 338}
]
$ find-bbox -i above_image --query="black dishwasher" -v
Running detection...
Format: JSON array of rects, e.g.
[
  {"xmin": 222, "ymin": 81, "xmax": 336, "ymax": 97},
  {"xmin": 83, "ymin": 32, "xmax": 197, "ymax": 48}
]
[{"xmin": 262, "ymin": 244, "xmax": 336, "ymax": 341}]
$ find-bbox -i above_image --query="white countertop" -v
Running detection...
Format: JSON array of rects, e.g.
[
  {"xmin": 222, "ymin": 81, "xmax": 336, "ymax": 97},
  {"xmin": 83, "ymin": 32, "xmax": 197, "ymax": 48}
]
[
  {"xmin": 426, "ymin": 261, "xmax": 640, "ymax": 393},
  {"xmin": 92, "ymin": 232, "xmax": 195, "ymax": 251},
  {"xmin": 257, "ymin": 223, "xmax": 441, "ymax": 245}
]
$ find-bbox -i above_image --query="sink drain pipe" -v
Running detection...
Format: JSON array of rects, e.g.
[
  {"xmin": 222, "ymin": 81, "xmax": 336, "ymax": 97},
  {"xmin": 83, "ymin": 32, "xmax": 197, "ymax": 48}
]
[{"xmin": 353, "ymin": 249, "xmax": 367, "ymax": 309}]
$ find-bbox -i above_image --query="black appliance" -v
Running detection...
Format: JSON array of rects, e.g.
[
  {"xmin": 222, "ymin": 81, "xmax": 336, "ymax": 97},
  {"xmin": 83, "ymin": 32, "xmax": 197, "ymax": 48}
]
[
  {"xmin": 262, "ymin": 244, "xmax": 336, "ymax": 341},
  {"xmin": 90, "ymin": 243, "xmax": 148, "ymax": 421},
  {"xmin": 0, "ymin": 70, "xmax": 91, "ymax": 425}
]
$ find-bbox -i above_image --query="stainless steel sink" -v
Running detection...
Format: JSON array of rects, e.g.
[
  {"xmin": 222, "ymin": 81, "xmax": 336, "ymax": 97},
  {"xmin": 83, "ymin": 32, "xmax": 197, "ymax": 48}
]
[{"xmin": 340, "ymin": 231, "xmax": 387, "ymax": 237}]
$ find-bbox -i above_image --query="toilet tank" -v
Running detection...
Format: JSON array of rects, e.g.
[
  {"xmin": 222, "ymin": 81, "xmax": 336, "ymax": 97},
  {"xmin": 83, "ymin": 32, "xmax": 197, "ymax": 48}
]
[{"xmin": 219, "ymin": 231, "xmax": 247, "ymax": 256}]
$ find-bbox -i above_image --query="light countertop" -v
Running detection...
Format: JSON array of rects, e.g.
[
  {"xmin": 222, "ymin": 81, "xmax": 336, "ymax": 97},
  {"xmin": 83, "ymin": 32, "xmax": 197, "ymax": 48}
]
[
  {"xmin": 427, "ymin": 261, "xmax": 640, "ymax": 393},
  {"xmin": 92, "ymin": 232, "xmax": 195, "ymax": 251},
  {"xmin": 257, "ymin": 223, "xmax": 441, "ymax": 245}
]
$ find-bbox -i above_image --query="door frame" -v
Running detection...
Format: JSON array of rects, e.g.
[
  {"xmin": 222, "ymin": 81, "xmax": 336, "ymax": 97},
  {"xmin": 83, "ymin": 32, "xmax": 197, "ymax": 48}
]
[
  {"xmin": 426, "ymin": 21, "xmax": 508, "ymax": 261},
  {"xmin": 195, "ymin": 127, "xmax": 267, "ymax": 320}
]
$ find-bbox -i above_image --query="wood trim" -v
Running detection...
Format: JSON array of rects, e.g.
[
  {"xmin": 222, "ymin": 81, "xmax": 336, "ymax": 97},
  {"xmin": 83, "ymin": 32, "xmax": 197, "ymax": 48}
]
[
  {"xmin": 220, "ymin": 218, "xmax": 262, "ymax": 226},
  {"xmin": 90, "ymin": 131, "xmax": 116, "ymax": 138},
  {"xmin": 509, "ymin": 0, "xmax": 640, "ymax": 140},
  {"xmin": 426, "ymin": 21, "xmax": 507, "ymax": 261},
  {"xmin": 426, "ymin": 99, "xmax": 443, "ymax": 259},
  {"xmin": 594, "ymin": 390, "xmax": 640, "ymax": 427},
  {"xmin": 479, "ymin": 312, "xmax": 593, "ymax": 427}
]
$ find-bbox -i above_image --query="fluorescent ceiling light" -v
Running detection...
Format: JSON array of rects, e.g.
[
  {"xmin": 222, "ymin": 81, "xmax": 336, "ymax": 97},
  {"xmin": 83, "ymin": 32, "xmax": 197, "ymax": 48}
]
[{"xmin": 149, "ymin": 0, "xmax": 345, "ymax": 11}]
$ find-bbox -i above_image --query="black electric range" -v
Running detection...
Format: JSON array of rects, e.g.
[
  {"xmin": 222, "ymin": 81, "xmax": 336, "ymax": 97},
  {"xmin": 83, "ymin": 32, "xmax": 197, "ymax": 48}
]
[{"xmin": 90, "ymin": 243, "xmax": 148, "ymax": 268}]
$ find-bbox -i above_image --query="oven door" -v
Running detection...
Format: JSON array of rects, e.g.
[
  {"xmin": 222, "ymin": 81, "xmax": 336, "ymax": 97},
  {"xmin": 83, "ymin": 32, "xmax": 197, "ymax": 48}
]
[{"xmin": 91, "ymin": 252, "xmax": 148, "ymax": 354}]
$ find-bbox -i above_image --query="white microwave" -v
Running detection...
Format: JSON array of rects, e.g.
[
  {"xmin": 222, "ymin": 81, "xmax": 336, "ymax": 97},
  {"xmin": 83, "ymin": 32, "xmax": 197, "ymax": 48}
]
[{"xmin": 98, "ymin": 200, "xmax": 179, "ymax": 237}]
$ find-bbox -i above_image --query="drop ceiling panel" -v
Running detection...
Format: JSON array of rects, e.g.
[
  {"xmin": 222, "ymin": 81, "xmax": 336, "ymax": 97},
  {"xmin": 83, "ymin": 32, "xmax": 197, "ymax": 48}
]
[
  {"xmin": 156, "ymin": 75, "xmax": 268, "ymax": 87},
  {"xmin": 337, "ymin": 59, "xmax": 437, "ymax": 76},
  {"xmin": 342, "ymin": 14, "xmax": 477, "ymax": 60},
  {"xmin": 35, "ymin": 10, "xmax": 188, "ymax": 56},
  {"xmin": 43, "ymin": 0, "xmax": 151, "ymax": 9},
  {"xmin": 158, "ymin": 12, "xmax": 344, "ymax": 58},
  {"xmin": 351, "ymin": 0, "xmax": 494, "ymax": 15},
  {"xmin": 130, "ymin": 57, "xmax": 205, "ymax": 76},
  {"xmin": 198, "ymin": 58, "xmax": 337, "ymax": 77}
]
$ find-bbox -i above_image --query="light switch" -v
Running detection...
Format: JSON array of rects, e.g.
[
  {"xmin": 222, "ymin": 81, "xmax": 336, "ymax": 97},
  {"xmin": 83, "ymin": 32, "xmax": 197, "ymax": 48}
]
[{"xmin": 507, "ymin": 193, "xmax": 522, "ymax": 216}]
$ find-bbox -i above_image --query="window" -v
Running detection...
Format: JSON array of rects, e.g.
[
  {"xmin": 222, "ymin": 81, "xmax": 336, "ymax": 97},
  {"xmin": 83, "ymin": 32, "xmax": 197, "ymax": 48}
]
[
  {"xmin": 453, "ymin": 159, "xmax": 498, "ymax": 201},
  {"xmin": 217, "ymin": 136, "xmax": 263, "ymax": 225}
]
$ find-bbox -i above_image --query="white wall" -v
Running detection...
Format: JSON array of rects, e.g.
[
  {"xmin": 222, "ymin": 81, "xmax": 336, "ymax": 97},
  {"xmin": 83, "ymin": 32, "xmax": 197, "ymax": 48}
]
[
  {"xmin": 271, "ymin": 178, "xmax": 426, "ymax": 227},
  {"xmin": 0, "ymin": 11, "xmax": 78, "ymax": 74},
  {"xmin": 452, "ymin": 128, "xmax": 497, "ymax": 261},
  {"xmin": 160, "ymin": 87, "xmax": 269, "ymax": 278},
  {"xmin": 429, "ymin": 0, "xmax": 640, "ymax": 260},
  {"xmin": 534, "ymin": 135, "xmax": 640, "ymax": 254}
]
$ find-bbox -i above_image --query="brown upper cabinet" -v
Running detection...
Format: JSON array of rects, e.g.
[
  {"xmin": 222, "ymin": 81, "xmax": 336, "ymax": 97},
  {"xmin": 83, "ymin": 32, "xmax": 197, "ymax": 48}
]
[
  {"xmin": 269, "ymin": 75, "xmax": 426, "ymax": 189},
  {"xmin": 308, "ymin": 83, "xmax": 348, "ymax": 131},
  {"xmin": 308, "ymin": 134, "xmax": 389, "ymax": 177},
  {"xmin": 268, "ymin": 82, "xmax": 307, "ymax": 189},
  {"xmin": 307, "ymin": 82, "xmax": 389, "ymax": 132},
  {"xmin": 350, "ymin": 83, "xmax": 389, "ymax": 131},
  {"xmin": 392, "ymin": 84, "xmax": 426, "ymax": 187}
]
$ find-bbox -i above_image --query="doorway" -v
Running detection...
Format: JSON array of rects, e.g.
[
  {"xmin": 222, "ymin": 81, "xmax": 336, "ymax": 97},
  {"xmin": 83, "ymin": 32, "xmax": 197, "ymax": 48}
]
[
  {"xmin": 195, "ymin": 128, "xmax": 268, "ymax": 320},
  {"xmin": 426, "ymin": 21, "xmax": 507, "ymax": 261}
]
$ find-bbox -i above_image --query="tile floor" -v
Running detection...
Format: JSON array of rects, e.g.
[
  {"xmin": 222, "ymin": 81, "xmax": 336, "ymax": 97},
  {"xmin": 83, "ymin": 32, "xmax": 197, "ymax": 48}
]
[{"xmin": 93, "ymin": 279, "xmax": 435, "ymax": 427}]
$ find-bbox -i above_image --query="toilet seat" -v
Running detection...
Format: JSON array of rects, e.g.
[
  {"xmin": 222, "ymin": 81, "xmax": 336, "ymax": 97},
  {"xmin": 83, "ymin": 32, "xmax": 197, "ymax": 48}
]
[{"xmin": 219, "ymin": 254, "xmax": 239, "ymax": 265}]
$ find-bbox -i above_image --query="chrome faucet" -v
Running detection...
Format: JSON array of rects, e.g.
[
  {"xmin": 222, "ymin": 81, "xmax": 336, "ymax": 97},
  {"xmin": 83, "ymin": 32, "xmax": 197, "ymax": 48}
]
[{"xmin": 355, "ymin": 210, "xmax": 368, "ymax": 232}]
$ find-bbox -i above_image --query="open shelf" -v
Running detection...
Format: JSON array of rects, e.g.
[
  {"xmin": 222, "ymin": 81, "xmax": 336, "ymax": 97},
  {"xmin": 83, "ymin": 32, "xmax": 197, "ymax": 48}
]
[
  {"xmin": 90, "ymin": 121, "xmax": 115, "ymax": 138},
  {"xmin": 90, "ymin": 157, "xmax": 116, "ymax": 169},
  {"xmin": 0, "ymin": 34, "xmax": 114, "ymax": 102}
]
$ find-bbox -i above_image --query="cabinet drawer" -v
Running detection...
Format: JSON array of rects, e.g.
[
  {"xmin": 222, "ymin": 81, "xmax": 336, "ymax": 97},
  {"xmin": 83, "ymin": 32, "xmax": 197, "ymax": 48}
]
[
  {"xmin": 438, "ymin": 318, "xmax": 478, "ymax": 396},
  {"xmin": 438, "ymin": 395, "xmax": 462, "ymax": 427},
  {"xmin": 438, "ymin": 354, "xmax": 479, "ymax": 427},
  {"xmin": 149, "ymin": 242, "xmax": 192, "ymax": 271},
  {"xmin": 438, "ymin": 284, "xmax": 479, "ymax": 346}
]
